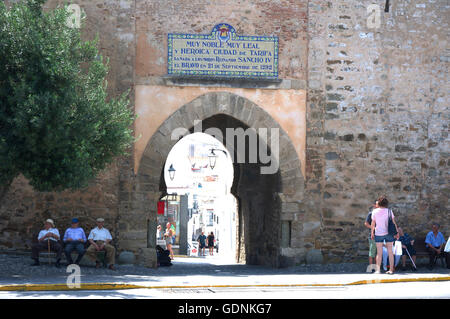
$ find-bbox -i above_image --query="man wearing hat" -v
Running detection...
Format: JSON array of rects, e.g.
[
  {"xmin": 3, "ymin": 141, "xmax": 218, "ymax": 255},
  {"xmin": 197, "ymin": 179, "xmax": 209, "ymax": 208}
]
[
  {"xmin": 86, "ymin": 218, "xmax": 116, "ymax": 270},
  {"xmin": 63, "ymin": 218, "xmax": 87, "ymax": 265},
  {"xmin": 31, "ymin": 219, "xmax": 62, "ymax": 267}
]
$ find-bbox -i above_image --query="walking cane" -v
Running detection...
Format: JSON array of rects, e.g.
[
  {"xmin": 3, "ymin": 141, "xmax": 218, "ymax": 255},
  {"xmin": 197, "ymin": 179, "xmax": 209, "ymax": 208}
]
[
  {"xmin": 47, "ymin": 239, "xmax": 51, "ymax": 265},
  {"xmin": 405, "ymin": 246, "xmax": 417, "ymax": 270}
]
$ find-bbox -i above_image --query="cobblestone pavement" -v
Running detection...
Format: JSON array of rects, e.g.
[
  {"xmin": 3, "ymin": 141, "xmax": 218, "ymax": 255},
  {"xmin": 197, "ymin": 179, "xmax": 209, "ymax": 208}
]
[{"xmin": 0, "ymin": 252, "xmax": 448, "ymax": 287}]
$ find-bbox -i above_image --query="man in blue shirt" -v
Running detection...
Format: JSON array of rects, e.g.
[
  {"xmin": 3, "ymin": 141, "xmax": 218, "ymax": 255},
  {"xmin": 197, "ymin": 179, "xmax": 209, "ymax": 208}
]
[
  {"xmin": 197, "ymin": 231, "xmax": 207, "ymax": 257},
  {"xmin": 425, "ymin": 223, "xmax": 446, "ymax": 270},
  {"xmin": 398, "ymin": 227, "xmax": 417, "ymax": 271},
  {"xmin": 63, "ymin": 218, "xmax": 87, "ymax": 265}
]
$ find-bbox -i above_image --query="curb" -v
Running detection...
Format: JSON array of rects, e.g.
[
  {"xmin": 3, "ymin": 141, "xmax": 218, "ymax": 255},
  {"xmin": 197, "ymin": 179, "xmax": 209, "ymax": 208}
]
[{"xmin": 1, "ymin": 276, "xmax": 449, "ymax": 292}]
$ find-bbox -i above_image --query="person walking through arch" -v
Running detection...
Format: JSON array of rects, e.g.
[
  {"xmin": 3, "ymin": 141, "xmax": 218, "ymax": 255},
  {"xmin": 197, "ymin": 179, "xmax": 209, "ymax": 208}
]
[
  {"xmin": 207, "ymin": 232, "xmax": 215, "ymax": 256},
  {"xmin": 164, "ymin": 222, "xmax": 175, "ymax": 260},
  {"xmin": 197, "ymin": 231, "xmax": 207, "ymax": 257},
  {"xmin": 371, "ymin": 196, "xmax": 398, "ymax": 274}
]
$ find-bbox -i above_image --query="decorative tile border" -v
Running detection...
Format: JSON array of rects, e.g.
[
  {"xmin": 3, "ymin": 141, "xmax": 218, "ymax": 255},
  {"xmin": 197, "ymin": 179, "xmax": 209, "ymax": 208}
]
[{"xmin": 168, "ymin": 23, "xmax": 278, "ymax": 79}]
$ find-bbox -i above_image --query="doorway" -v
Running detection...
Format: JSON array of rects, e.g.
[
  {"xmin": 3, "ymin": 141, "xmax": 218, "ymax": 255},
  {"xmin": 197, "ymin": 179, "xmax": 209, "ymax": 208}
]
[
  {"xmin": 158, "ymin": 132, "xmax": 238, "ymax": 262},
  {"xmin": 126, "ymin": 92, "xmax": 304, "ymax": 268}
]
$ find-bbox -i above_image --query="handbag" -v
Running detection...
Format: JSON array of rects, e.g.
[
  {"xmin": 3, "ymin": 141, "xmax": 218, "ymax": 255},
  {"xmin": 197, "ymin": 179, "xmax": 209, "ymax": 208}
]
[
  {"xmin": 393, "ymin": 240, "xmax": 403, "ymax": 256},
  {"xmin": 387, "ymin": 209, "xmax": 398, "ymax": 236},
  {"xmin": 445, "ymin": 237, "xmax": 450, "ymax": 253}
]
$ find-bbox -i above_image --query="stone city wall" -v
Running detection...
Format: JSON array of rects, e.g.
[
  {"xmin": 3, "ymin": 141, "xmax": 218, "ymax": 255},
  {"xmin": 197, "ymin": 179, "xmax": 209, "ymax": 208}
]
[
  {"xmin": 0, "ymin": 0, "xmax": 448, "ymax": 266},
  {"xmin": 0, "ymin": 0, "xmax": 136, "ymax": 252},
  {"xmin": 304, "ymin": 0, "xmax": 449, "ymax": 263}
]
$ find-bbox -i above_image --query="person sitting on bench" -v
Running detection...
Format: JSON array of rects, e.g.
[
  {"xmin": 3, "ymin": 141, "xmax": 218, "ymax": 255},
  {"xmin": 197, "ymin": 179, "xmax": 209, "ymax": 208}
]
[
  {"xmin": 63, "ymin": 218, "xmax": 87, "ymax": 265},
  {"xmin": 425, "ymin": 223, "xmax": 446, "ymax": 270},
  {"xmin": 86, "ymin": 218, "xmax": 116, "ymax": 270},
  {"xmin": 398, "ymin": 227, "xmax": 417, "ymax": 271},
  {"xmin": 31, "ymin": 219, "xmax": 62, "ymax": 267}
]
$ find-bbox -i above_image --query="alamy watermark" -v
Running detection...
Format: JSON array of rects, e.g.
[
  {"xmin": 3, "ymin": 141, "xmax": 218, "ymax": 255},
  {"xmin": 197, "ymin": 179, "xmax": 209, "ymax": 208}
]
[
  {"xmin": 171, "ymin": 120, "xmax": 280, "ymax": 175},
  {"xmin": 66, "ymin": 264, "xmax": 81, "ymax": 289},
  {"xmin": 367, "ymin": 4, "xmax": 381, "ymax": 29},
  {"xmin": 66, "ymin": 4, "xmax": 81, "ymax": 29}
]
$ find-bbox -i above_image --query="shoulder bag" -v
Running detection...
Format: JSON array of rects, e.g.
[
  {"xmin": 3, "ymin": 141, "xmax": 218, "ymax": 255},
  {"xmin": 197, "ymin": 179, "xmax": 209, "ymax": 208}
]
[{"xmin": 387, "ymin": 209, "xmax": 398, "ymax": 236}]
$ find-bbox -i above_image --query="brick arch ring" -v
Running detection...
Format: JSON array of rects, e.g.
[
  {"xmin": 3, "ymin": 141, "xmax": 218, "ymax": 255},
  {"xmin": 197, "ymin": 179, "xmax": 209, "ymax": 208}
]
[{"xmin": 137, "ymin": 91, "xmax": 304, "ymax": 197}]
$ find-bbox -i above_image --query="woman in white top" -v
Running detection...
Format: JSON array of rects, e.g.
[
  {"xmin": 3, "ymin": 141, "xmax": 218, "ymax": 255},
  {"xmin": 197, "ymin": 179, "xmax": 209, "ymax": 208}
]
[{"xmin": 371, "ymin": 196, "xmax": 398, "ymax": 274}]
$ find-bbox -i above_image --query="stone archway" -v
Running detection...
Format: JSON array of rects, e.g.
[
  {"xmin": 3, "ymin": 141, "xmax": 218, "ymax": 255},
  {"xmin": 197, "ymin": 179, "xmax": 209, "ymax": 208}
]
[{"xmin": 119, "ymin": 92, "xmax": 305, "ymax": 268}]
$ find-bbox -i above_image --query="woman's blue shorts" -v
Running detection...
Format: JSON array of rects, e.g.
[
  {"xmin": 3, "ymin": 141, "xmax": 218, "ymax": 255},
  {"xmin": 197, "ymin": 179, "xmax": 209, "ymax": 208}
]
[{"xmin": 374, "ymin": 234, "xmax": 395, "ymax": 243}]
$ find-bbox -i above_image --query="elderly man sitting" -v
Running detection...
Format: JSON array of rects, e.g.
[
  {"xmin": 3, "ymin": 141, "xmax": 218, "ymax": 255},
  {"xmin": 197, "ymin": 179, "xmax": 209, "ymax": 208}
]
[
  {"xmin": 425, "ymin": 223, "xmax": 447, "ymax": 270},
  {"xmin": 31, "ymin": 219, "xmax": 62, "ymax": 267},
  {"xmin": 86, "ymin": 218, "xmax": 116, "ymax": 270},
  {"xmin": 63, "ymin": 218, "xmax": 87, "ymax": 265}
]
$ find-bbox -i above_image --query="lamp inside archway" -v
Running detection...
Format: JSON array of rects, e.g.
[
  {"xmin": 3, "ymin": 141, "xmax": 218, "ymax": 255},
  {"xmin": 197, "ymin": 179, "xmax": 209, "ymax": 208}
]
[
  {"xmin": 208, "ymin": 150, "xmax": 218, "ymax": 170},
  {"xmin": 208, "ymin": 148, "xmax": 227, "ymax": 170},
  {"xmin": 168, "ymin": 164, "xmax": 176, "ymax": 181}
]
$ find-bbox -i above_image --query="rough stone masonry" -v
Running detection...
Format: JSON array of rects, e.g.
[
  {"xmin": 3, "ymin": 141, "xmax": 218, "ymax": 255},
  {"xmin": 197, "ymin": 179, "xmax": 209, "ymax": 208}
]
[{"xmin": 0, "ymin": 0, "xmax": 448, "ymax": 267}]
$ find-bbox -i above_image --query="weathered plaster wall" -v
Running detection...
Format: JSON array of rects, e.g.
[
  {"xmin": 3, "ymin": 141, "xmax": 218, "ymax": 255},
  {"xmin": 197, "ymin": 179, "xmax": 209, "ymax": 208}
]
[
  {"xmin": 134, "ymin": 86, "xmax": 306, "ymax": 178},
  {"xmin": 129, "ymin": 0, "xmax": 310, "ymax": 266},
  {"xmin": 134, "ymin": 0, "xmax": 308, "ymax": 81}
]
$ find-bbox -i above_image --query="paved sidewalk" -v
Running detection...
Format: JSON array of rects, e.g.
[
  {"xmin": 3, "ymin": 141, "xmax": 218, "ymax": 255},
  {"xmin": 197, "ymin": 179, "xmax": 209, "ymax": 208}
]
[{"xmin": 0, "ymin": 253, "xmax": 449, "ymax": 292}]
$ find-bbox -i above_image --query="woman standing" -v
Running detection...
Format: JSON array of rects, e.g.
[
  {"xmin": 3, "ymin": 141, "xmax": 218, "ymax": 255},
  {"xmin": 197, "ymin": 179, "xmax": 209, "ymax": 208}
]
[
  {"xmin": 371, "ymin": 195, "xmax": 398, "ymax": 274},
  {"xmin": 164, "ymin": 222, "xmax": 175, "ymax": 260},
  {"xmin": 207, "ymin": 232, "xmax": 215, "ymax": 256}
]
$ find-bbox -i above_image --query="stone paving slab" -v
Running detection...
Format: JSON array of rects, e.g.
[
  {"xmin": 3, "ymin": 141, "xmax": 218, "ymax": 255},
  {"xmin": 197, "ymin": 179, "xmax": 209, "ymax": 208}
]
[{"xmin": 0, "ymin": 253, "xmax": 449, "ymax": 291}]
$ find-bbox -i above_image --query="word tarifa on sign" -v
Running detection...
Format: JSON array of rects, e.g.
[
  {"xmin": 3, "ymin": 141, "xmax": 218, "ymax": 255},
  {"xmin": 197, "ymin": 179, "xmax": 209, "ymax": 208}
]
[{"xmin": 178, "ymin": 47, "xmax": 272, "ymax": 57}]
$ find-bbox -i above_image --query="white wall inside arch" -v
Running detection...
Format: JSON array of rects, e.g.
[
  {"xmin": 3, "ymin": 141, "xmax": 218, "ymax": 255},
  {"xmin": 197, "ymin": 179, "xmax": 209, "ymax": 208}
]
[{"xmin": 164, "ymin": 132, "xmax": 234, "ymax": 197}]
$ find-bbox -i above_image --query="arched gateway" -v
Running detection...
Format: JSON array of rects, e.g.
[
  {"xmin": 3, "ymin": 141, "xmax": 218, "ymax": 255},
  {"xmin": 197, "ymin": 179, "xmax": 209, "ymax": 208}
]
[{"xmin": 118, "ymin": 92, "xmax": 305, "ymax": 268}]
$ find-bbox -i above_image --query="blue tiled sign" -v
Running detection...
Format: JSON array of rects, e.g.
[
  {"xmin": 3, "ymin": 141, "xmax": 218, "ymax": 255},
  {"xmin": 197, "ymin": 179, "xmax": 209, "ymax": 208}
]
[{"xmin": 168, "ymin": 23, "xmax": 278, "ymax": 79}]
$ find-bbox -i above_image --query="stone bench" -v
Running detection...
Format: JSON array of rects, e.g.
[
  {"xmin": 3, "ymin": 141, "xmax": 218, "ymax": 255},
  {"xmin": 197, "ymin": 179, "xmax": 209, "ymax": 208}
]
[
  {"xmin": 39, "ymin": 250, "xmax": 106, "ymax": 267},
  {"xmin": 411, "ymin": 236, "xmax": 447, "ymax": 267}
]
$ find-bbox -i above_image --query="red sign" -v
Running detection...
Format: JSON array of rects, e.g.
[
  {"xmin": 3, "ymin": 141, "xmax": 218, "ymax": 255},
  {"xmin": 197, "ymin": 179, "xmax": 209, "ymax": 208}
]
[{"xmin": 157, "ymin": 201, "xmax": 165, "ymax": 215}]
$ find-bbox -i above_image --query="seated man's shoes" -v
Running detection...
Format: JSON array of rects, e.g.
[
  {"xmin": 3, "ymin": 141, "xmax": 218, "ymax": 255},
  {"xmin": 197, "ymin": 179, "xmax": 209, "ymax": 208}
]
[
  {"xmin": 74, "ymin": 255, "xmax": 84, "ymax": 265},
  {"xmin": 108, "ymin": 264, "xmax": 116, "ymax": 271},
  {"xmin": 95, "ymin": 261, "xmax": 101, "ymax": 269}
]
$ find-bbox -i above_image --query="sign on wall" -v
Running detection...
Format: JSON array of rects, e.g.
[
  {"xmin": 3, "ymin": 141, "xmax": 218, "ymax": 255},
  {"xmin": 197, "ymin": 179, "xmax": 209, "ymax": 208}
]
[{"xmin": 168, "ymin": 23, "xmax": 278, "ymax": 79}]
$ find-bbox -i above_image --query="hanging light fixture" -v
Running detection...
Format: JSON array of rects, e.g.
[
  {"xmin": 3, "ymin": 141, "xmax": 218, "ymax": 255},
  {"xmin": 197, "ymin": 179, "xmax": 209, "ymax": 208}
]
[
  {"xmin": 208, "ymin": 150, "xmax": 218, "ymax": 170},
  {"xmin": 168, "ymin": 164, "xmax": 176, "ymax": 181},
  {"xmin": 208, "ymin": 148, "xmax": 228, "ymax": 170}
]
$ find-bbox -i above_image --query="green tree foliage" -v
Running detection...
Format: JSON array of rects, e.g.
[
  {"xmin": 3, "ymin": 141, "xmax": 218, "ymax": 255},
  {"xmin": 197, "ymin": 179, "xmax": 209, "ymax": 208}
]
[{"xmin": 0, "ymin": 0, "xmax": 135, "ymax": 193}]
